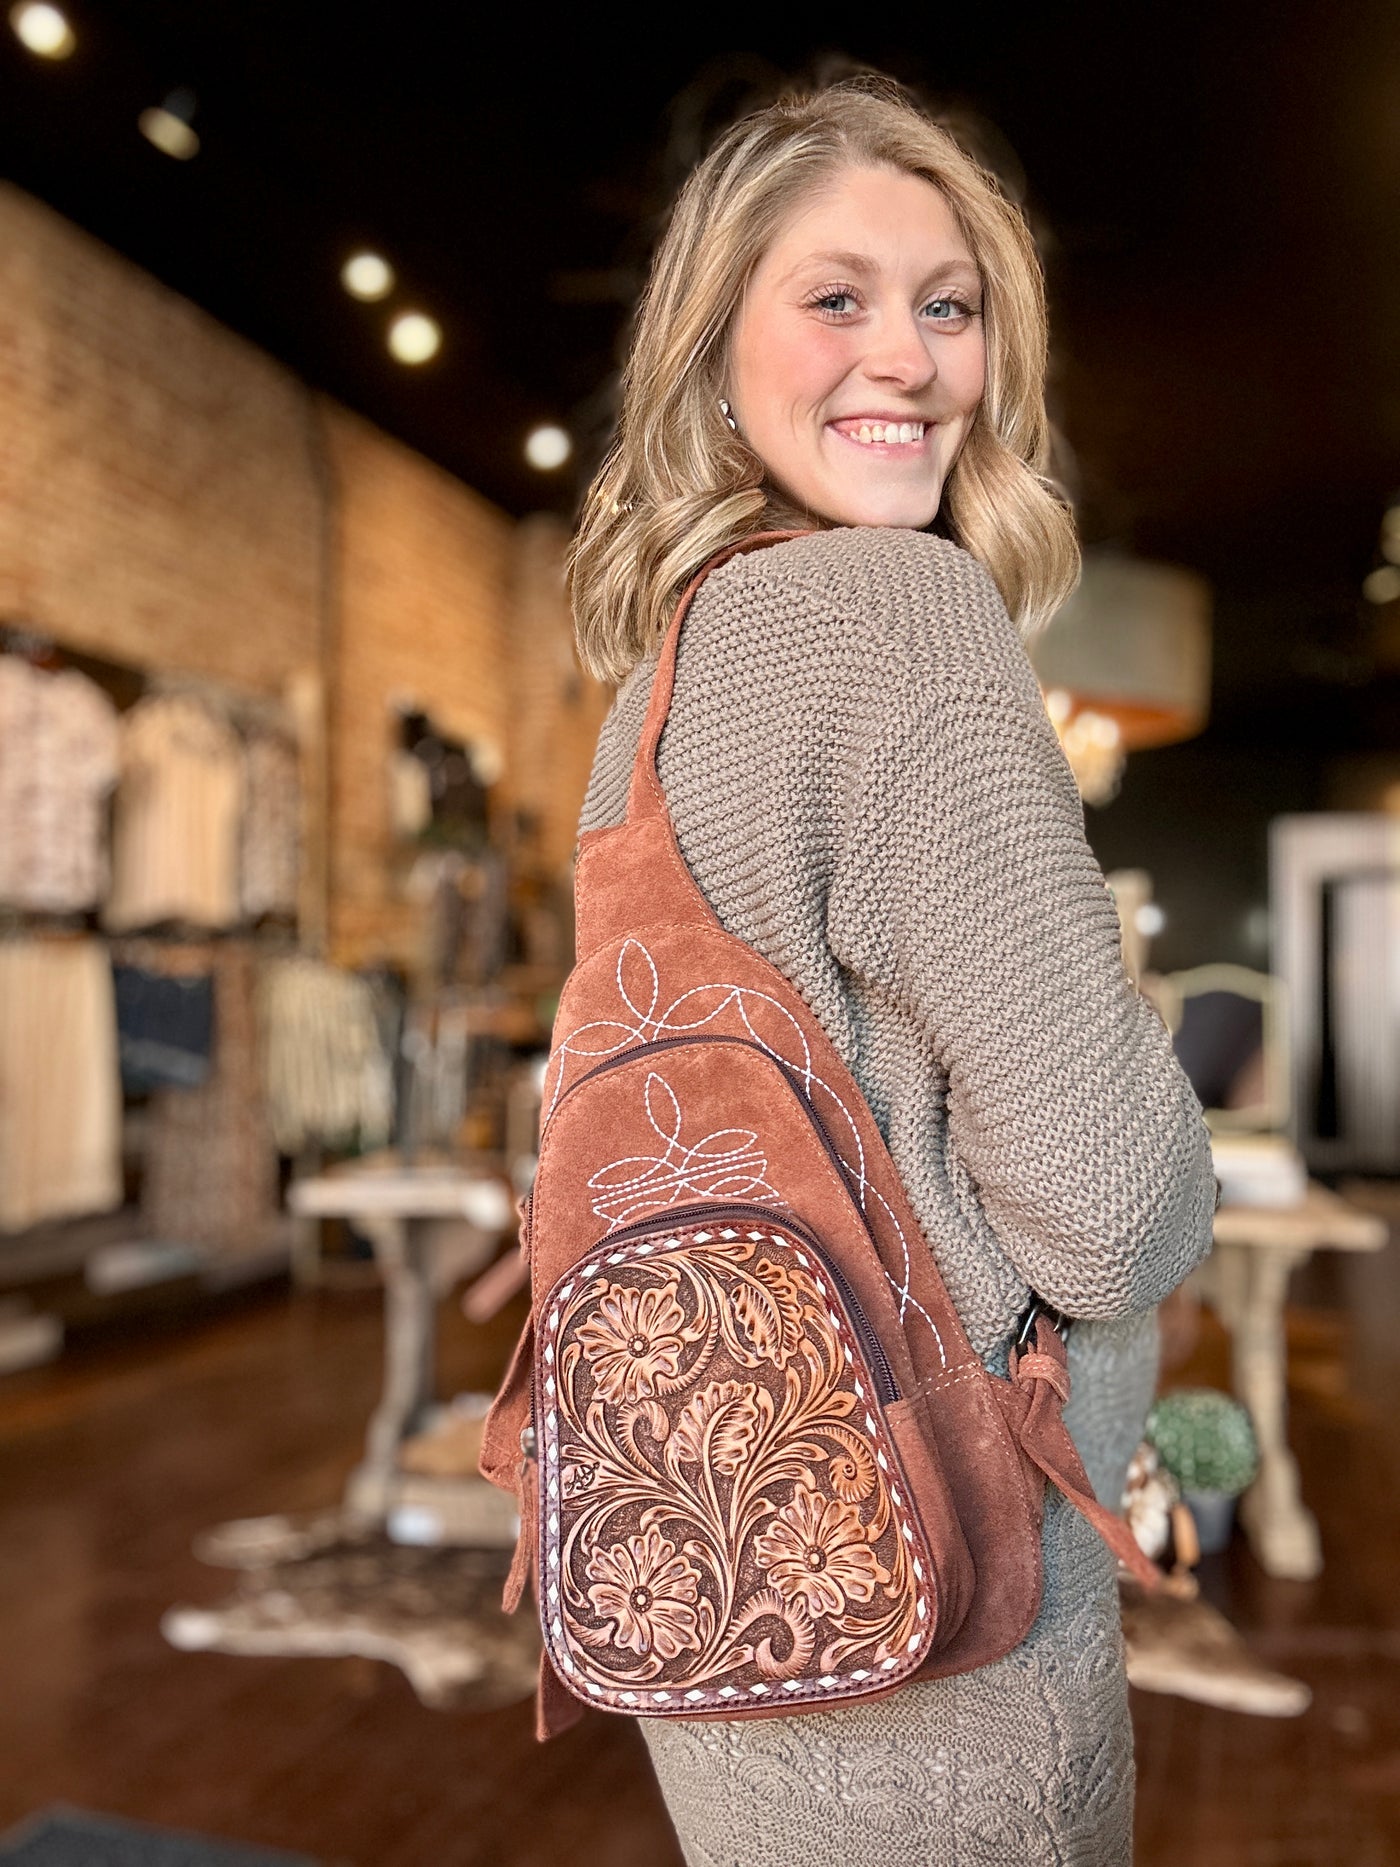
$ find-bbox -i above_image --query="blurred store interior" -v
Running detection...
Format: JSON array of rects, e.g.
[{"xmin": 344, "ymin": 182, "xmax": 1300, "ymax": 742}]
[{"xmin": 2, "ymin": 4, "xmax": 1400, "ymax": 1864}]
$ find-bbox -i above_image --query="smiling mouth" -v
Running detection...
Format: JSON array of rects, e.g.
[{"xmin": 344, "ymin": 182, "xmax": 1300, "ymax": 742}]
[{"xmin": 828, "ymin": 418, "xmax": 929, "ymax": 448}]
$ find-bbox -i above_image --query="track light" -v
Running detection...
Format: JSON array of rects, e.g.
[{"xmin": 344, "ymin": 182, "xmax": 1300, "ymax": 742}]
[
  {"xmin": 525, "ymin": 425, "xmax": 572, "ymax": 471},
  {"xmin": 9, "ymin": 3, "xmax": 74, "ymax": 58},
  {"xmin": 341, "ymin": 252, "xmax": 395, "ymax": 301},
  {"xmin": 387, "ymin": 312, "xmax": 441, "ymax": 365},
  {"xmin": 139, "ymin": 89, "xmax": 199, "ymax": 160}
]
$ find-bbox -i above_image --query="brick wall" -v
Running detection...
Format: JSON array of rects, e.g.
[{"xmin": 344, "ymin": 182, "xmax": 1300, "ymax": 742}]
[
  {"xmin": 0, "ymin": 185, "xmax": 322, "ymax": 692},
  {"xmin": 0, "ymin": 184, "xmax": 607, "ymax": 971}
]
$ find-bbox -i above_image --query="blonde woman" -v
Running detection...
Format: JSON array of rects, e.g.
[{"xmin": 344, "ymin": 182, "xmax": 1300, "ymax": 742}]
[{"xmin": 570, "ymin": 77, "xmax": 1215, "ymax": 1867}]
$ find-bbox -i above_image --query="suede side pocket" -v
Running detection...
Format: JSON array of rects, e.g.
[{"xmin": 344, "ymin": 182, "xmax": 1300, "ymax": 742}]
[{"xmin": 883, "ymin": 1392, "xmax": 975, "ymax": 1657}]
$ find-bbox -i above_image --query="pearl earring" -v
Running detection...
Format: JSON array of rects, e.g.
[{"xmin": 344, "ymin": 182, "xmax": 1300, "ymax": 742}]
[{"xmin": 719, "ymin": 398, "xmax": 738, "ymax": 433}]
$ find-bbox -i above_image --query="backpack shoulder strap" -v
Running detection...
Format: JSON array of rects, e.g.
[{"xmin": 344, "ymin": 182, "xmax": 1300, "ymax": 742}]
[{"xmin": 624, "ymin": 529, "xmax": 810, "ymax": 826}]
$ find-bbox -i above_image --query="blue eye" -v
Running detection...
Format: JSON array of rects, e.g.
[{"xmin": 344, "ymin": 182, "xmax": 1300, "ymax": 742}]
[
  {"xmin": 923, "ymin": 297, "xmax": 977, "ymax": 324},
  {"xmin": 813, "ymin": 291, "xmax": 859, "ymax": 316}
]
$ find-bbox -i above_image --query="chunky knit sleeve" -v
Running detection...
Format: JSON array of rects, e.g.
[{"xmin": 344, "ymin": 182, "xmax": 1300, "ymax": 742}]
[{"xmin": 824, "ymin": 532, "xmax": 1216, "ymax": 1321}]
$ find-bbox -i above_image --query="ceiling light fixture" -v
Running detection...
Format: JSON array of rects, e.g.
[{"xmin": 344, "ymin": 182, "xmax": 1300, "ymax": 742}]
[
  {"xmin": 1363, "ymin": 565, "xmax": 1400, "ymax": 605},
  {"xmin": 9, "ymin": 2, "xmax": 74, "ymax": 57},
  {"xmin": 524, "ymin": 424, "xmax": 572, "ymax": 471},
  {"xmin": 1031, "ymin": 553, "xmax": 1212, "ymax": 805},
  {"xmin": 387, "ymin": 312, "xmax": 441, "ymax": 365},
  {"xmin": 341, "ymin": 252, "xmax": 394, "ymax": 301},
  {"xmin": 138, "ymin": 89, "xmax": 199, "ymax": 160}
]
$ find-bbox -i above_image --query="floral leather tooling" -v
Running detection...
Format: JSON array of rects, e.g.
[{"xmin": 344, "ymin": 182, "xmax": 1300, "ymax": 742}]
[
  {"xmin": 539, "ymin": 1216, "xmax": 935, "ymax": 1712},
  {"xmin": 479, "ymin": 533, "xmax": 1161, "ymax": 1739}
]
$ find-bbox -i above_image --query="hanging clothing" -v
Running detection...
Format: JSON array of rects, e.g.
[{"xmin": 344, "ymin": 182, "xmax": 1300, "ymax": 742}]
[
  {"xmin": 142, "ymin": 943, "xmax": 278, "ymax": 1255},
  {"xmin": 0, "ymin": 658, "xmax": 120, "ymax": 913},
  {"xmin": 0, "ymin": 938, "xmax": 122, "ymax": 1231},
  {"xmin": 399, "ymin": 996, "xmax": 471, "ymax": 1154},
  {"xmin": 389, "ymin": 748, "xmax": 433, "ymax": 840},
  {"xmin": 111, "ymin": 962, "xmax": 216, "ymax": 1092},
  {"xmin": 240, "ymin": 727, "xmax": 300, "ymax": 921},
  {"xmin": 257, "ymin": 956, "xmax": 394, "ymax": 1154},
  {"xmin": 104, "ymin": 694, "xmax": 244, "ymax": 932}
]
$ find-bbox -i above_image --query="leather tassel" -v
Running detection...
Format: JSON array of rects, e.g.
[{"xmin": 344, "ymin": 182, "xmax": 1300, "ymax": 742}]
[
  {"xmin": 535, "ymin": 1650, "xmax": 586, "ymax": 1742},
  {"xmin": 502, "ymin": 1456, "xmax": 537, "ymax": 1615},
  {"xmin": 1013, "ymin": 1323, "xmax": 1163, "ymax": 1592}
]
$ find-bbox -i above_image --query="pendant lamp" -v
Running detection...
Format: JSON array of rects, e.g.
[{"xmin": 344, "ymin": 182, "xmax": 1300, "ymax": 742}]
[{"xmin": 1031, "ymin": 553, "xmax": 1212, "ymax": 804}]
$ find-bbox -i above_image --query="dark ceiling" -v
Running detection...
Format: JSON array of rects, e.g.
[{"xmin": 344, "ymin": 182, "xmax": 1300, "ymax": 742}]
[{"xmin": 3, "ymin": 2, "xmax": 1399, "ymax": 751}]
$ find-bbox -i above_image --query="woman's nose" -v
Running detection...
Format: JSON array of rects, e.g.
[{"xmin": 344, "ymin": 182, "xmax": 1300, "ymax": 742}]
[{"xmin": 864, "ymin": 313, "xmax": 937, "ymax": 389}]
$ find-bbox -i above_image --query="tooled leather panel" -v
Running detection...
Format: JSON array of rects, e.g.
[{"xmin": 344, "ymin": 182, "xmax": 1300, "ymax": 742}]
[{"xmin": 536, "ymin": 1218, "xmax": 936, "ymax": 1715}]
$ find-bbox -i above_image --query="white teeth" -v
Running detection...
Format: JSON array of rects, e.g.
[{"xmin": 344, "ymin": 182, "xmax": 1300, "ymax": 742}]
[{"xmin": 842, "ymin": 420, "xmax": 926, "ymax": 445}]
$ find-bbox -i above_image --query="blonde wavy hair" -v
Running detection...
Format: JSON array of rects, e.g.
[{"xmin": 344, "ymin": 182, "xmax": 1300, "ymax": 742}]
[{"xmin": 568, "ymin": 76, "xmax": 1079, "ymax": 685}]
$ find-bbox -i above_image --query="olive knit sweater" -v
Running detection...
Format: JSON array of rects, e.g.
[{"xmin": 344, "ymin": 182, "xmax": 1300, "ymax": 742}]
[{"xmin": 577, "ymin": 526, "xmax": 1216, "ymax": 1867}]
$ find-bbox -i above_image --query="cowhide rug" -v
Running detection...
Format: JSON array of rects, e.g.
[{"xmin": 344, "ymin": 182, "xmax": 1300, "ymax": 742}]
[
  {"xmin": 163, "ymin": 1509, "xmax": 539, "ymax": 1711},
  {"xmin": 1120, "ymin": 1578, "xmax": 1311, "ymax": 1716}
]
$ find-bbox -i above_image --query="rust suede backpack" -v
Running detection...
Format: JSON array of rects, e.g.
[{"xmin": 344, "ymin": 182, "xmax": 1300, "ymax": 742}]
[{"xmin": 479, "ymin": 534, "xmax": 1159, "ymax": 1741}]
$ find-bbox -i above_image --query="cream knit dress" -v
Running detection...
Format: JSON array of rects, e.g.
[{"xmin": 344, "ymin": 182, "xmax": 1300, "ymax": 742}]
[{"xmin": 577, "ymin": 527, "xmax": 1216, "ymax": 1867}]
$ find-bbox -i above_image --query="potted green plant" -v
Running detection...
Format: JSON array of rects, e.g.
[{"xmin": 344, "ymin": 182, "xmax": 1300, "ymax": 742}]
[{"xmin": 1145, "ymin": 1389, "xmax": 1259, "ymax": 1554}]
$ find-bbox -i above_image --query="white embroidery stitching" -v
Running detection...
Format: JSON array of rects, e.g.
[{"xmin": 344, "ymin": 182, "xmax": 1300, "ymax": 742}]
[
  {"xmin": 587, "ymin": 1070, "xmax": 783, "ymax": 1230},
  {"xmin": 544, "ymin": 937, "xmax": 945, "ymax": 1363}
]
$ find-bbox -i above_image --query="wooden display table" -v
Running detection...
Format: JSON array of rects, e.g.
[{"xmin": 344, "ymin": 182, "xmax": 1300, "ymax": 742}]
[
  {"xmin": 288, "ymin": 1152, "xmax": 517, "ymax": 1541},
  {"xmin": 1190, "ymin": 1180, "xmax": 1386, "ymax": 1579}
]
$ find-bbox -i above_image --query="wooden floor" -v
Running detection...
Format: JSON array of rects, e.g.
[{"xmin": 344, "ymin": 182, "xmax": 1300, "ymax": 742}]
[
  {"xmin": 1133, "ymin": 1201, "xmax": 1400, "ymax": 1867},
  {"xmin": 2, "ymin": 1213, "xmax": 1398, "ymax": 1867}
]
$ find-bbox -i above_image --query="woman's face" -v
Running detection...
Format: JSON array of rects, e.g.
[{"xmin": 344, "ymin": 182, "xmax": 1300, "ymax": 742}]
[{"xmin": 727, "ymin": 164, "xmax": 986, "ymax": 530}]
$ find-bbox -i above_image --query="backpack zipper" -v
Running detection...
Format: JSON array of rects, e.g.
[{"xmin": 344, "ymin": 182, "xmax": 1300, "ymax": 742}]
[{"xmin": 594, "ymin": 1198, "xmax": 899, "ymax": 1405}]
